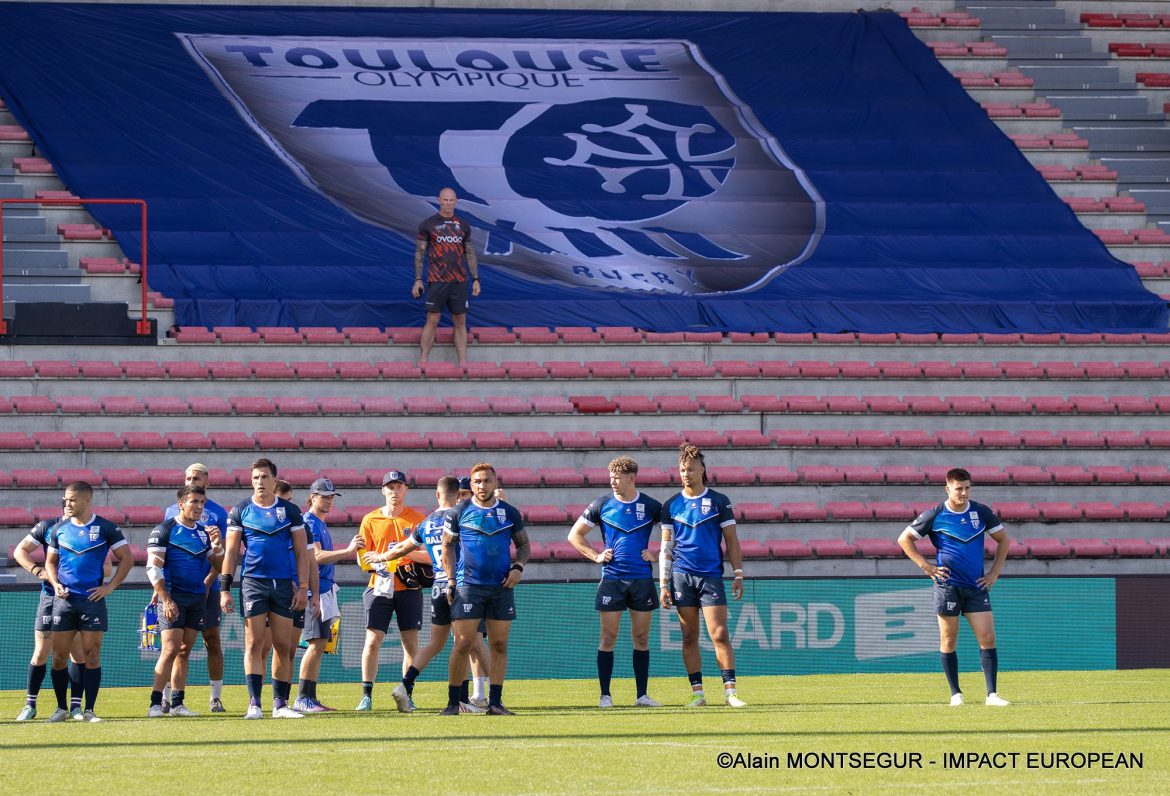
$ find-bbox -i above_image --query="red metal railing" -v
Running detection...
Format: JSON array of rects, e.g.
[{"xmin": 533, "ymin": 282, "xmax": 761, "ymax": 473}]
[{"xmin": 0, "ymin": 197, "xmax": 150, "ymax": 336}]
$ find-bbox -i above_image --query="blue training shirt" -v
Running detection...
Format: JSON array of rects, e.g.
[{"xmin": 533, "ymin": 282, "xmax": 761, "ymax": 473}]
[
  {"xmin": 164, "ymin": 497, "xmax": 227, "ymax": 592},
  {"xmin": 227, "ymin": 497, "xmax": 305, "ymax": 580},
  {"xmin": 443, "ymin": 498, "xmax": 525, "ymax": 587},
  {"xmin": 49, "ymin": 515, "xmax": 127, "ymax": 593},
  {"xmin": 305, "ymin": 512, "xmax": 336, "ymax": 594},
  {"xmin": 26, "ymin": 518, "xmax": 62, "ymax": 595},
  {"xmin": 661, "ymin": 488, "xmax": 735, "ymax": 578},
  {"xmin": 412, "ymin": 507, "xmax": 456, "ymax": 586},
  {"xmin": 906, "ymin": 500, "xmax": 1004, "ymax": 589},
  {"xmin": 147, "ymin": 517, "xmax": 214, "ymax": 595},
  {"xmin": 579, "ymin": 492, "xmax": 662, "ymax": 580}
]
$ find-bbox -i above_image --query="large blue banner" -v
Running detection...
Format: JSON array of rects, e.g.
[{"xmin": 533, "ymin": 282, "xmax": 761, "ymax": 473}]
[{"xmin": 0, "ymin": 4, "xmax": 1163, "ymax": 332}]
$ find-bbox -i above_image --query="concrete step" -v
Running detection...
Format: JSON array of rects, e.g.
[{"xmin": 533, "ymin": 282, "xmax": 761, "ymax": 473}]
[
  {"xmin": 1129, "ymin": 190, "xmax": 1170, "ymax": 214},
  {"xmin": 1102, "ymin": 157, "xmax": 1170, "ymax": 182},
  {"xmin": 990, "ymin": 35, "xmax": 1097, "ymax": 58},
  {"xmin": 1072, "ymin": 125, "xmax": 1170, "ymax": 152},
  {"xmin": 1018, "ymin": 64, "xmax": 1123, "ymax": 90}
]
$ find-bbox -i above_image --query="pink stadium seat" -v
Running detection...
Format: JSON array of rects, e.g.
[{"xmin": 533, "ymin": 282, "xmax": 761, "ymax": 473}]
[
  {"xmin": 403, "ymin": 397, "xmax": 447, "ymax": 415},
  {"xmin": 1120, "ymin": 502, "xmax": 1168, "ymax": 520},
  {"xmin": 773, "ymin": 332, "xmax": 814, "ymax": 343},
  {"xmin": 753, "ymin": 466, "xmax": 798, "ymax": 484},
  {"xmin": 709, "ymin": 466, "xmax": 755, "ymax": 485},
  {"xmin": 13, "ymin": 469, "xmax": 58, "ymax": 487},
  {"xmin": 893, "ymin": 430, "xmax": 936, "ymax": 448},
  {"xmin": 1026, "ymin": 538, "xmax": 1070, "ymax": 559},
  {"xmin": 813, "ymin": 431, "xmax": 857, "ymax": 448},
  {"xmin": 463, "ymin": 362, "xmax": 505, "ymax": 379},
  {"xmin": 874, "ymin": 361, "xmax": 922, "ymax": 379},
  {"xmin": 958, "ymin": 361, "xmax": 1001, "ymax": 379},
  {"xmin": 826, "ymin": 502, "xmax": 874, "ymax": 520},
  {"xmin": 332, "ymin": 361, "xmax": 378, "ymax": 380},
  {"xmin": 840, "ymin": 466, "xmax": 884, "ymax": 484},
  {"xmin": 682, "ymin": 331, "xmax": 722, "ymax": 343},
  {"xmin": 495, "ymin": 468, "xmax": 540, "ymax": 487},
  {"xmin": 680, "ymin": 431, "xmax": 726, "ymax": 448},
  {"xmin": 994, "ymin": 502, "xmax": 1040, "ymax": 521},
  {"xmin": 920, "ymin": 469, "xmax": 950, "ymax": 486},
  {"xmin": 855, "ymin": 430, "xmax": 896, "ymax": 448},
  {"xmin": 546, "ymin": 361, "xmax": 590, "ymax": 379},
  {"xmin": 358, "ymin": 397, "xmax": 402, "ymax": 415},
  {"xmin": 793, "ymin": 360, "xmax": 839, "ymax": 378},
  {"xmin": 781, "ymin": 502, "xmax": 829, "ymax": 521},
  {"xmin": 447, "ymin": 397, "xmax": 491, "ymax": 414},
  {"xmin": 597, "ymin": 430, "xmax": 641, "ymax": 449},
  {"xmin": 672, "ymin": 361, "xmax": 716, "ymax": 379},
  {"xmin": 613, "ymin": 396, "xmax": 656, "ymax": 414},
  {"xmin": 989, "ymin": 396, "xmax": 1032, "ymax": 414},
  {"xmin": 173, "ymin": 327, "xmax": 216, "ymax": 343},
  {"xmin": 758, "ymin": 361, "xmax": 799, "ymax": 378},
  {"xmin": 541, "ymin": 468, "xmax": 584, "ymax": 486},
  {"xmin": 123, "ymin": 506, "xmax": 164, "ymax": 526},
  {"xmin": 146, "ymin": 469, "xmax": 185, "ymax": 487},
  {"xmin": 870, "ymin": 502, "xmax": 913, "ymax": 521},
  {"xmin": 1032, "ymin": 396, "xmax": 1074, "ymax": 414},
  {"xmin": 468, "ymin": 432, "xmax": 513, "ymax": 450},
  {"xmin": 230, "ymin": 397, "xmax": 275, "ymax": 415},
  {"xmin": 658, "ymin": 396, "xmax": 700, "ymax": 414},
  {"xmin": 835, "ymin": 361, "xmax": 879, "ymax": 379},
  {"xmin": 1039, "ymin": 361, "xmax": 1085, "ymax": 379},
  {"xmin": 907, "ymin": 396, "xmax": 950, "ymax": 414},
  {"xmin": 0, "ymin": 433, "xmax": 34, "ymax": 450},
  {"xmin": 339, "ymin": 432, "xmax": 384, "ymax": 450},
  {"xmin": 854, "ymin": 538, "xmax": 903, "ymax": 558},
  {"xmin": 810, "ymin": 540, "xmax": 857, "ymax": 558},
  {"xmin": 741, "ymin": 394, "xmax": 787, "ymax": 412},
  {"xmin": 767, "ymin": 539, "xmax": 812, "ymax": 559},
  {"xmin": 865, "ymin": 395, "xmax": 910, "ymax": 413},
  {"xmin": 427, "ymin": 432, "xmax": 466, "ymax": 450},
  {"xmin": 581, "ymin": 361, "xmax": 628, "ymax": 380},
  {"xmin": 209, "ymin": 432, "xmax": 254, "ymax": 451},
  {"xmin": 920, "ymin": 361, "xmax": 962, "ymax": 379},
  {"xmin": 33, "ymin": 360, "xmax": 80, "ymax": 378},
  {"xmin": 964, "ymin": 466, "xmax": 1007, "ymax": 485},
  {"xmin": 473, "ymin": 327, "xmax": 516, "ymax": 344},
  {"xmin": 498, "ymin": 361, "xmax": 546, "ymax": 380},
  {"xmin": 58, "ymin": 396, "xmax": 102, "ymax": 414},
  {"xmin": 724, "ymin": 430, "xmax": 770, "ymax": 448},
  {"xmin": 1103, "ymin": 431, "xmax": 1146, "ymax": 449},
  {"xmin": 312, "ymin": 397, "xmax": 357, "ymax": 415},
  {"xmin": 78, "ymin": 432, "xmax": 123, "ymax": 450},
  {"xmin": 77, "ymin": 360, "xmax": 121, "ymax": 379},
  {"xmin": 644, "ymin": 332, "xmax": 684, "ymax": 343},
  {"xmin": 582, "ymin": 468, "xmax": 611, "ymax": 487},
  {"xmin": 318, "ymin": 468, "xmax": 367, "ymax": 487},
  {"xmin": 737, "ymin": 540, "xmax": 771, "ymax": 559},
  {"xmin": 298, "ymin": 432, "xmax": 343, "ymax": 450},
  {"xmin": 1017, "ymin": 430, "xmax": 1062, "ymax": 448},
  {"xmin": 697, "ymin": 395, "xmax": 744, "ymax": 414},
  {"xmin": 1036, "ymin": 502, "xmax": 1083, "ymax": 521},
  {"xmin": 33, "ymin": 432, "xmax": 78, "ymax": 450},
  {"xmin": 636, "ymin": 467, "xmax": 674, "ymax": 486},
  {"xmin": 739, "ymin": 503, "xmax": 786, "ymax": 522},
  {"xmin": 120, "ymin": 432, "xmax": 166, "ymax": 451},
  {"xmin": 163, "ymin": 361, "xmax": 209, "ymax": 380},
  {"xmin": 999, "ymin": 360, "xmax": 1043, "ymax": 379},
  {"xmin": 417, "ymin": 362, "xmax": 459, "ymax": 379},
  {"xmin": 1046, "ymin": 466, "xmax": 1093, "ymax": 485},
  {"xmin": 769, "ymin": 430, "xmax": 815, "ymax": 447},
  {"xmin": 825, "ymin": 396, "xmax": 867, "ymax": 413},
  {"xmin": 1148, "ymin": 431, "xmax": 1170, "ymax": 448},
  {"xmin": 980, "ymin": 431, "xmax": 1021, "ymax": 449},
  {"xmin": 1092, "ymin": 466, "xmax": 1136, "ymax": 484},
  {"xmin": 525, "ymin": 506, "xmax": 571, "ymax": 525},
  {"xmin": 934, "ymin": 431, "xmax": 979, "ymax": 448},
  {"xmin": 511, "ymin": 432, "xmax": 557, "ymax": 450},
  {"xmin": 1109, "ymin": 538, "xmax": 1157, "ymax": 557},
  {"xmin": 248, "ymin": 361, "xmax": 292, "ymax": 380},
  {"xmin": 714, "ymin": 360, "xmax": 761, "ymax": 377},
  {"xmin": 1078, "ymin": 503, "xmax": 1125, "ymax": 521},
  {"xmin": 532, "ymin": 396, "xmax": 575, "ymax": 414},
  {"xmin": 0, "ymin": 508, "xmax": 36, "ymax": 528},
  {"xmin": 883, "ymin": 466, "xmax": 925, "ymax": 484},
  {"xmin": 1110, "ymin": 396, "xmax": 1156, "ymax": 414},
  {"xmin": 99, "ymin": 396, "xmax": 144, "ymax": 415},
  {"xmin": 640, "ymin": 430, "xmax": 684, "ymax": 449},
  {"xmin": 164, "ymin": 432, "xmax": 209, "ymax": 450},
  {"xmin": 1004, "ymin": 466, "xmax": 1048, "ymax": 485},
  {"xmin": 514, "ymin": 327, "xmax": 558, "ymax": 344},
  {"xmin": 526, "ymin": 542, "xmax": 552, "ymax": 562},
  {"xmin": 188, "ymin": 396, "xmax": 231, "ymax": 415},
  {"xmin": 0, "ymin": 361, "xmax": 35, "ymax": 378},
  {"xmin": 1132, "ymin": 466, "xmax": 1170, "ymax": 484},
  {"xmin": 272, "ymin": 397, "xmax": 317, "ymax": 415},
  {"xmin": 1063, "ymin": 431, "xmax": 1105, "ymax": 448}
]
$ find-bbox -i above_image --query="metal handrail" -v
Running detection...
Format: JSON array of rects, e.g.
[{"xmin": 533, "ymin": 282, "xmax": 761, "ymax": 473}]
[{"xmin": 0, "ymin": 197, "xmax": 150, "ymax": 335}]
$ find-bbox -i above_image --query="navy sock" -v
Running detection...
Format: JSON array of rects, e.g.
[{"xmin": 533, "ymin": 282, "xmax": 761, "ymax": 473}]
[
  {"xmin": 720, "ymin": 668, "xmax": 736, "ymax": 687},
  {"xmin": 688, "ymin": 671, "xmax": 703, "ymax": 689},
  {"xmin": 362, "ymin": 681, "xmax": 373, "ymax": 698},
  {"xmin": 940, "ymin": 651, "xmax": 961, "ymax": 696},
  {"xmin": 298, "ymin": 678, "xmax": 314, "ymax": 701},
  {"xmin": 82, "ymin": 667, "xmax": 101, "ymax": 712},
  {"xmin": 980, "ymin": 648, "xmax": 999, "ymax": 695},
  {"xmin": 447, "ymin": 685, "xmax": 461, "ymax": 708},
  {"xmin": 171, "ymin": 690, "xmax": 185, "ymax": 707},
  {"xmin": 632, "ymin": 649, "xmax": 650, "ymax": 698},
  {"xmin": 247, "ymin": 673, "xmax": 264, "ymax": 703},
  {"xmin": 403, "ymin": 665, "xmax": 420, "ymax": 695},
  {"xmin": 489, "ymin": 683, "xmax": 503, "ymax": 707},
  {"xmin": 460, "ymin": 679, "xmax": 470, "ymax": 703},
  {"xmin": 274, "ymin": 679, "xmax": 290, "ymax": 706},
  {"xmin": 51, "ymin": 667, "xmax": 69, "ymax": 710},
  {"xmin": 27, "ymin": 663, "xmax": 47, "ymax": 705},
  {"xmin": 151, "ymin": 690, "xmax": 163, "ymax": 707},
  {"xmin": 69, "ymin": 661, "xmax": 83, "ymax": 708},
  {"xmin": 597, "ymin": 650, "xmax": 614, "ymax": 696}
]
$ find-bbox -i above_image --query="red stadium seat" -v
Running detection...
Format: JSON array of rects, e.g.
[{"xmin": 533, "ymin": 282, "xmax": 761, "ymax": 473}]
[
  {"xmin": 189, "ymin": 396, "xmax": 231, "ymax": 415},
  {"xmin": 1005, "ymin": 466, "xmax": 1049, "ymax": 484},
  {"xmin": 298, "ymin": 432, "xmax": 343, "ymax": 450},
  {"xmin": 1025, "ymin": 538, "xmax": 1070, "ymax": 559},
  {"xmin": 448, "ymin": 397, "xmax": 491, "ymax": 414},
  {"xmin": 697, "ymin": 395, "xmax": 744, "ymax": 414},
  {"xmin": 1132, "ymin": 466, "xmax": 1170, "ymax": 484},
  {"xmin": 814, "ymin": 431, "xmax": 857, "ymax": 448},
  {"xmin": 78, "ymin": 432, "xmax": 123, "ymax": 450},
  {"xmin": 1017, "ymin": 430, "xmax": 1062, "ymax": 448},
  {"xmin": 758, "ymin": 361, "xmax": 799, "ymax": 378},
  {"xmin": 318, "ymin": 468, "xmax": 368, "ymax": 487},
  {"xmin": 404, "ymin": 397, "xmax": 448, "ymax": 415},
  {"xmin": 948, "ymin": 396, "xmax": 994, "ymax": 414},
  {"xmin": 709, "ymin": 466, "xmax": 755, "ymax": 485},
  {"xmin": 428, "ymin": 432, "xmax": 467, "ymax": 450},
  {"xmin": 473, "ymin": 327, "xmax": 517, "ymax": 344},
  {"xmin": 865, "ymin": 395, "xmax": 910, "ymax": 413},
  {"xmin": 839, "ymin": 466, "xmax": 883, "ymax": 484},
  {"xmin": 532, "ymin": 396, "xmax": 575, "ymax": 414},
  {"xmin": 339, "ymin": 432, "xmax": 384, "ymax": 450},
  {"xmin": 77, "ymin": 360, "xmax": 121, "ymax": 379},
  {"xmin": 0, "ymin": 508, "xmax": 36, "ymax": 528},
  {"xmin": 274, "ymin": 397, "xmax": 319, "ymax": 415},
  {"xmin": 123, "ymin": 506, "xmax": 164, "ymax": 526},
  {"xmin": 893, "ymin": 430, "xmax": 935, "ymax": 448},
  {"xmin": 1063, "ymin": 431, "xmax": 1105, "ymax": 448},
  {"xmin": 58, "ymin": 396, "xmax": 102, "ymax": 415},
  {"xmin": 810, "ymin": 540, "xmax": 857, "ymax": 558},
  {"xmin": 741, "ymin": 395, "xmax": 787, "ymax": 412},
  {"xmin": 511, "ymin": 432, "xmax": 558, "ymax": 450},
  {"xmin": 780, "ymin": 503, "xmax": 829, "ymax": 521},
  {"xmin": 1078, "ymin": 503, "xmax": 1125, "ymax": 521},
  {"xmin": 209, "ymin": 432, "xmax": 253, "ymax": 450},
  {"xmin": 714, "ymin": 360, "xmax": 761, "ymax": 377},
  {"xmin": 33, "ymin": 432, "xmax": 78, "ymax": 450},
  {"xmin": 166, "ymin": 432, "xmax": 210, "ymax": 450},
  {"xmin": 753, "ymin": 466, "xmax": 798, "ymax": 485},
  {"xmin": 541, "ymin": 468, "xmax": 584, "ymax": 487},
  {"xmin": 798, "ymin": 466, "xmax": 843, "ymax": 484},
  {"xmin": 1109, "ymin": 538, "xmax": 1157, "ymax": 557},
  {"xmin": 525, "ymin": 506, "xmax": 571, "ymax": 525},
  {"xmin": 1120, "ymin": 502, "xmax": 1168, "ymax": 520},
  {"xmin": 994, "ymin": 502, "xmax": 1040, "ymax": 521},
  {"xmin": 658, "ymin": 396, "xmax": 700, "ymax": 414},
  {"xmin": 33, "ymin": 360, "xmax": 80, "ymax": 378},
  {"xmin": 640, "ymin": 430, "xmax": 684, "ymax": 449},
  {"xmin": 671, "ymin": 361, "xmax": 716, "ymax": 379},
  {"xmin": 636, "ymin": 467, "xmax": 675, "ymax": 486},
  {"xmin": 679, "ymin": 431, "xmax": 726, "ymax": 448},
  {"xmin": 0, "ymin": 433, "xmax": 35, "ymax": 450},
  {"xmin": 854, "ymin": 538, "xmax": 904, "ymax": 558},
  {"xmin": 468, "ymin": 432, "xmax": 513, "ymax": 450},
  {"xmin": 1036, "ymin": 502, "xmax": 1083, "ymax": 521},
  {"xmin": 13, "ymin": 469, "xmax": 58, "ymax": 487},
  {"xmin": 1046, "ymin": 466, "xmax": 1093, "ymax": 485},
  {"xmin": 724, "ymin": 430, "xmax": 771, "ymax": 448},
  {"xmin": 612, "ymin": 396, "xmax": 656, "ymax": 414},
  {"xmin": 597, "ymin": 430, "xmax": 641, "ymax": 449},
  {"xmin": 870, "ymin": 502, "xmax": 913, "ymax": 521},
  {"xmin": 855, "ymin": 430, "xmax": 896, "ymax": 448},
  {"xmin": 737, "ymin": 540, "xmax": 771, "ymax": 559},
  {"xmin": 980, "ymin": 431, "xmax": 1021, "ymax": 449},
  {"xmin": 495, "ymin": 468, "xmax": 541, "ymax": 487},
  {"xmin": 967, "ymin": 466, "xmax": 1009, "ymax": 485},
  {"xmin": 418, "ymin": 362, "xmax": 460, "ymax": 379},
  {"xmin": 736, "ymin": 503, "xmax": 782, "ymax": 522},
  {"xmin": 825, "ymin": 502, "xmax": 874, "ymax": 520},
  {"xmin": 767, "ymin": 539, "xmax": 812, "ymax": 559},
  {"xmin": 883, "ymin": 466, "xmax": 925, "ymax": 484},
  {"xmin": 769, "ymin": 430, "xmax": 815, "ymax": 447}
]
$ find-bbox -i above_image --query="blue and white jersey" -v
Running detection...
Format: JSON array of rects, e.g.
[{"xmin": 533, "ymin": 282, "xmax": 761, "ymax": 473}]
[
  {"xmin": 443, "ymin": 499, "xmax": 524, "ymax": 587},
  {"xmin": 906, "ymin": 500, "xmax": 1003, "ymax": 589},
  {"xmin": 48, "ymin": 515, "xmax": 126, "ymax": 593},
  {"xmin": 25, "ymin": 518, "xmax": 62, "ymax": 595},
  {"xmin": 147, "ymin": 517, "xmax": 214, "ymax": 595},
  {"xmin": 580, "ymin": 492, "xmax": 662, "ymax": 580},
  {"xmin": 305, "ymin": 512, "xmax": 336, "ymax": 595},
  {"xmin": 412, "ymin": 507, "xmax": 456, "ymax": 586},
  {"xmin": 227, "ymin": 497, "xmax": 305, "ymax": 580},
  {"xmin": 661, "ymin": 488, "xmax": 735, "ymax": 578},
  {"xmin": 164, "ymin": 497, "xmax": 227, "ymax": 592}
]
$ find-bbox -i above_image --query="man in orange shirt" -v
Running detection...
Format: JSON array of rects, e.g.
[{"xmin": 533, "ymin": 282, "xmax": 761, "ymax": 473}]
[{"xmin": 354, "ymin": 470, "xmax": 428, "ymax": 711}]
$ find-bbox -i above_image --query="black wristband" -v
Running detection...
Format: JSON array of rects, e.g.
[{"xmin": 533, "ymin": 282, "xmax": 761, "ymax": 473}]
[
  {"xmin": 509, "ymin": 563, "xmax": 524, "ymax": 573},
  {"xmin": 219, "ymin": 573, "xmax": 233, "ymax": 591}
]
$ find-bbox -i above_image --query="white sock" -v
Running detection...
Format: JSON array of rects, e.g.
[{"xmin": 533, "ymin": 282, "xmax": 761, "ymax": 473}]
[
  {"xmin": 473, "ymin": 676, "xmax": 488, "ymax": 700},
  {"xmin": 210, "ymin": 680, "xmax": 223, "ymax": 700}
]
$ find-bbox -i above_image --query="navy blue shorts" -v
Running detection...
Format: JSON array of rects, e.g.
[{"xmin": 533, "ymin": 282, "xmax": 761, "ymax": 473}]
[
  {"xmin": 51, "ymin": 594, "xmax": 108, "ymax": 632},
  {"xmin": 596, "ymin": 578, "xmax": 659, "ymax": 612},
  {"xmin": 363, "ymin": 588, "xmax": 424, "ymax": 633},
  {"xmin": 451, "ymin": 583, "xmax": 515, "ymax": 622},
  {"xmin": 35, "ymin": 591, "xmax": 55, "ymax": 632},
  {"xmin": 424, "ymin": 281, "xmax": 469, "ymax": 316},
  {"xmin": 430, "ymin": 584, "xmax": 454, "ymax": 626},
  {"xmin": 159, "ymin": 592, "xmax": 206, "ymax": 631},
  {"xmin": 203, "ymin": 587, "xmax": 221, "ymax": 630},
  {"xmin": 933, "ymin": 582, "xmax": 992, "ymax": 616},
  {"xmin": 670, "ymin": 571, "xmax": 727, "ymax": 608},
  {"xmin": 241, "ymin": 577, "xmax": 295, "ymax": 620}
]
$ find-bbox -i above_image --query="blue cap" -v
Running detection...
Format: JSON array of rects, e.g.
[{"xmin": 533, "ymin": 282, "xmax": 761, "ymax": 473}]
[
  {"xmin": 382, "ymin": 470, "xmax": 408, "ymax": 486},
  {"xmin": 458, "ymin": 476, "xmax": 472, "ymax": 491}
]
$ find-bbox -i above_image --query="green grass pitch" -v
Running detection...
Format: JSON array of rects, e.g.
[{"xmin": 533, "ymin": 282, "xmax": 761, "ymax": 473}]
[{"xmin": 2, "ymin": 670, "xmax": 1166, "ymax": 794}]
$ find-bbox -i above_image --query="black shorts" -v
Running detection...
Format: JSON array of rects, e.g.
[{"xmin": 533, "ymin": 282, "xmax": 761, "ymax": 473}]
[
  {"xmin": 933, "ymin": 582, "xmax": 992, "ymax": 616},
  {"xmin": 35, "ymin": 591, "xmax": 55, "ymax": 632},
  {"xmin": 240, "ymin": 577, "xmax": 295, "ymax": 620},
  {"xmin": 424, "ymin": 281, "xmax": 469, "ymax": 316},
  {"xmin": 451, "ymin": 583, "xmax": 516, "ymax": 622},
  {"xmin": 363, "ymin": 588, "xmax": 424, "ymax": 633},
  {"xmin": 159, "ymin": 592, "xmax": 206, "ymax": 632},
  {"xmin": 203, "ymin": 587, "xmax": 222, "ymax": 630},
  {"xmin": 670, "ymin": 571, "xmax": 727, "ymax": 608},
  {"xmin": 596, "ymin": 578, "xmax": 659, "ymax": 612},
  {"xmin": 51, "ymin": 594, "xmax": 108, "ymax": 632},
  {"xmin": 430, "ymin": 584, "xmax": 453, "ymax": 626}
]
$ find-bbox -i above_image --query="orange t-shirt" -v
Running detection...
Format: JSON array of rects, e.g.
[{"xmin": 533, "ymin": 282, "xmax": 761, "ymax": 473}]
[{"xmin": 358, "ymin": 505, "xmax": 426, "ymax": 591}]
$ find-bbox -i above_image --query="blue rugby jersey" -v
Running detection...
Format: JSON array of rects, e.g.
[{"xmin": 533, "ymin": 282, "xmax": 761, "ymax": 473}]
[
  {"xmin": 305, "ymin": 512, "xmax": 336, "ymax": 594},
  {"xmin": 411, "ymin": 507, "xmax": 457, "ymax": 586},
  {"xmin": 443, "ymin": 499, "xmax": 524, "ymax": 587},
  {"xmin": 905, "ymin": 500, "xmax": 1003, "ymax": 589},
  {"xmin": 579, "ymin": 492, "xmax": 662, "ymax": 580},
  {"xmin": 164, "ymin": 497, "xmax": 227, "ymax": 593},
  {"xmin": 227, "ymin": 497, "xmax": 305, "ymax": 579},
  {"xmin": 661, "ymin": 488, "xmax": 735, "ymax": 578},
  {"xmin": 147, "ymin": 517, "xmax": 214, "ymax": 595},
  {"xmin": 49, "ymin": 516, "xmax": 127, "ymax": 592}
]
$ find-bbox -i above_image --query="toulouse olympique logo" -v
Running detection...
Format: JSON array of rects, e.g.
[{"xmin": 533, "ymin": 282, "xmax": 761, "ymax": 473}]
[{"xmin": 179, "ymin": 35, "xmax": 824, "ymax": 295}]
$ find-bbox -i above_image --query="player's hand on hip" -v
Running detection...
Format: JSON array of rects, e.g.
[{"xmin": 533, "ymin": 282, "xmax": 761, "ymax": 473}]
[
  {"xmin": 87, "ymin": 583, "xmax": 113, "ymax": 601},
  {"xmin": 977, "ymin": 572, "xmax": 998, "ymax": 590},
  {"xmin": 412, "ymin": 279, "xmax": 424, "ymax": 299},
  {"xmin": 925, "ymin": 564, "xmax": 949, "ymax": 582},
  {"xmin": 596, "ymin": 548, "xmax": 613, "ymax": 564},
  {"xmin": 640, "ymin": 548, "xmax": 655, "ymax": 562}
]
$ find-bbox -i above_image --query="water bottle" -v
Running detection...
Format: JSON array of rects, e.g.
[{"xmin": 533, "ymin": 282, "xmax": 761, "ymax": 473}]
[{"xmin": 139, "ymin": 603, "xmax": 160, "ymax": 651}]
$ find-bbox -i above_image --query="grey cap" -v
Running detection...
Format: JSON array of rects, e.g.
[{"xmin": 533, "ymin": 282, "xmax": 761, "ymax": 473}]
[
  {"xmin": 382, "ymin": 470, "xmax": 408, "ymax": 486},
  {"xmin": 309, "ymin": 477, "xmax": 341, "ymax": 497}
]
